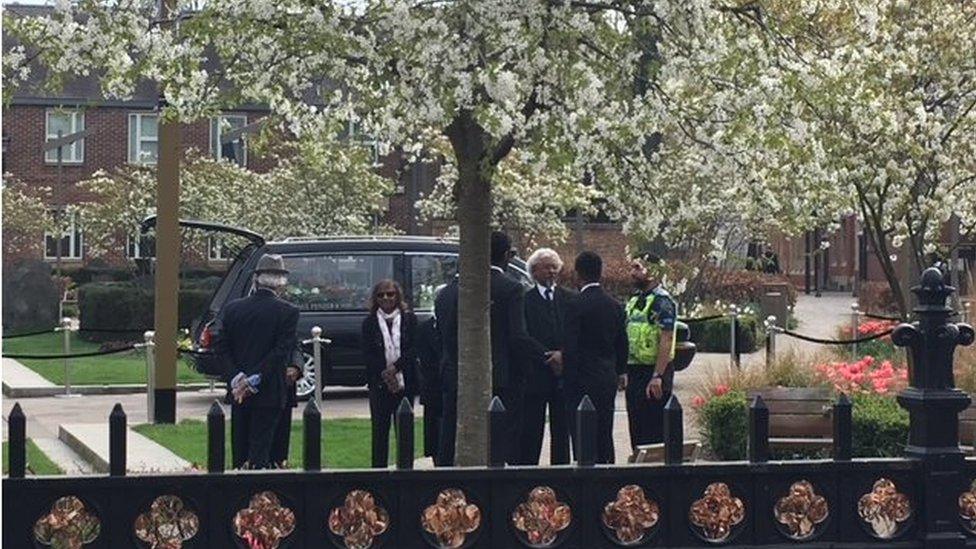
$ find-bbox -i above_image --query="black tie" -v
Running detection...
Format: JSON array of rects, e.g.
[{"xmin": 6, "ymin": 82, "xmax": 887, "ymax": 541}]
[{"xmin": 544, "ymin": 288, "xmax": 553, "ymax": 301}]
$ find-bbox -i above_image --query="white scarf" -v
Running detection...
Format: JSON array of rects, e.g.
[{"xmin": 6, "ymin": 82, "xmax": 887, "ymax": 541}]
[{"xmin": 377, "ymin": 308, "xmax": 402, "ymax": 367}]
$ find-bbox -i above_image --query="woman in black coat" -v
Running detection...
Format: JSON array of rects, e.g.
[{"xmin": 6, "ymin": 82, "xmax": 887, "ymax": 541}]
[{"xmin": 361, "ymin": 279, "xmax": 418, "ymax": 468}]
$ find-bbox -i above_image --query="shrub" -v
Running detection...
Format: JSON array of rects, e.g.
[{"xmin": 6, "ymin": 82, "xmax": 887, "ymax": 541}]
[
  {"xmin": 697, "ymin": 389, "xmax": 748, "ymax": 460},
  {"xmin": 852, "ymin": 393, "xmax": 909, "ymax": 458},
  {"xmin": 78, "ymin": 282, "xmax": 212, "ymax": 342},
  {"xmin": 834, "ymin": 319, "xmax": 901, "ymax": 362},
  {"xmin": 688, "ymin": 315, "xmax": 758, "ymax": 353}
]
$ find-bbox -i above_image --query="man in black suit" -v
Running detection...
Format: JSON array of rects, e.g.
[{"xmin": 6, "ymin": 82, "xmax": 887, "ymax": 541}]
[
  {"xmin": 215, "ymin": 254, "xmax": 300, "ymax": 469},
  {"xmin": 517, "ymin": 248, "xmax": 574, "ymax": 465},
  {"xmin": 435, "ymin": 231, "xmax": 546, "ymax": 466},
  {"xmin": 564, "ymin": 251, "xmax": 628, "ymax": 464}
]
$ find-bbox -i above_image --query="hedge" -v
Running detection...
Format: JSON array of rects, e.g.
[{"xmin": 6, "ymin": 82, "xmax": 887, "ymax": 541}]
[
  {"xmin": 688, "ymin": 316, "xmax": 758, "ymax": 353},
  {"xmin": 78, "ymin": 281, "xmax": 214, "ymax": 343},
  {"xmin": 698, "ymin": 390, "xmax": 909, "ymax": 460}
]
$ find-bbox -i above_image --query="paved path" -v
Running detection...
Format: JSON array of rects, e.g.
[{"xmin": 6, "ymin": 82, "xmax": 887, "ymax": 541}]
[{"xmin": 3, "ymin": 292, "xmax": 855, "ymax": 469}]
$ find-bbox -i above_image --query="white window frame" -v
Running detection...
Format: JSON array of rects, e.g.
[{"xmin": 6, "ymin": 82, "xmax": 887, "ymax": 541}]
[
  {"xmin": 44, "ymin": 210, "xmax": 83, "ymax": 260},
  {"xmin": 45, "ymin": 110, "xmax": 85, "ymax": 164},
  {"xmin": 210, "ymin": 114, "xmax": 248, "ymax": 166},
  {"xmin": 128, "ymin": 113, "xmax": 159, "ymax": 165},
  {"xmin": 208, "ymin": 237, "xmax": 232, "ymax": 262}
]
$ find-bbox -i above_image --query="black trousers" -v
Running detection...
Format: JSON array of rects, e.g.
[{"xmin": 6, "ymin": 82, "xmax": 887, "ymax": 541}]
[
  {"xmin": 436, "ymin": 375, "xmax": 522, "ymax": 466},
  {"xmin": 423, "ymin": 406, "xmax": 441, "ymax": 458},
  {"xmin": 625, "ymin": 365, "xmax": 673, "ymax": 452},
  {"xmin": 369, "ymin": 387, "xmax": 399, "ymax": 468},
  {"xmin": 270, "ymin": 406, "xmax": 292, "ymax": 467},
  {"xmin": 567, "ymin": 380, "xmax": 617, "ymax": 464},
  {"xmin": 231, "ymin": 405, "xmax": 283, "ymax": 469},
  {"xmin": 518, "ymin": 385, "xmax": 570, "ymax": 465}
]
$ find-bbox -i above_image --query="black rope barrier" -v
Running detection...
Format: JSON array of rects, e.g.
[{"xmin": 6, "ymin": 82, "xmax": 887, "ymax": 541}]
[
  {"xmin": 78, "ymin": 327, "xmax": 155, "ymax": 334},
  {"xmin": 1, "ymin": 328, "xmax": 60, "ymax": 340},
  {"xmin": 778, "ymin": 328, "xmax": 894, "ymax": 346},
  {"xmin": 177, "ymin": 348, "xmax": 212, "ymax": 357},
  {"xmin": 677, "ymin": 314, "xmax": 726, "ymax": 324},
  {"xmin": 2, "ymin": 345, "xmax": 139, "ymax": 360},
  {"xmin": 862, "ymin": 312, "xmax": 904, "ymax": 321}
]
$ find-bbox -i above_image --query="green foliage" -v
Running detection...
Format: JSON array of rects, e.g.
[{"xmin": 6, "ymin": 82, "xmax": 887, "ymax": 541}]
[
  {"xmin": 78, "ymin": 281, "xmax": 213, "ymax": 343},
  {"xmin": 698, "ymin": 390, "xmax": 749, "ymax": 460},
  {"xmin": 852, "ymin": 393, "xmax": 908, "ymax": 458},
  {"xmin": 688, "ymin": 316, "xmax": 758, "ymax": 353}
]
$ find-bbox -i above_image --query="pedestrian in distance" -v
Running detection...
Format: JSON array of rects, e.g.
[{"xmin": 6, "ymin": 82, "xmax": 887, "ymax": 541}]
[
  {"xmin": 215, "ymin": 254, "xmax": 300, "ymax": 470},
  {"xmin": 361, "ymin": 279, "xmax": 419, "ymax": 468}
]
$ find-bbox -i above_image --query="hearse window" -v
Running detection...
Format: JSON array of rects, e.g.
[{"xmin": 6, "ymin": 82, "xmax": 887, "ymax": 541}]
[
  {"xmin": 410, "ymin": 253, "xmax": 458, "ymax": 310},
  {"xmin": 279, "ymin": 254, "xmax": 395, "ymax": 311}
]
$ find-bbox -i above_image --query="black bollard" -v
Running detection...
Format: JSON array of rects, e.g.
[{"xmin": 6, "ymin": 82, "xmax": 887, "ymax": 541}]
[
  {"xmin": 8, "ymin": 402, "xmax": 25, "ymax": 478},
  {"xmin": 207, "ymin": 401, "xmax": 225, "ymax": 473},
  {"xmin": 109, "ymin": 403, "xmax": 126, "ymax": 476},
  {"xmin": 832, "ymin": 393, "xmax": 852, "ymax": 461},
  {"xmin": 576, "ymin": 395, "xmax": 596, "ymax": 467},
  {"xmin": 304, "ymin": 399, "xmax": 322, "ymax": 471},
  {"xmin": 488, "ymin": 396, "xmax": 507, "ymax": 467},
  {"xmin": 396, "ymin": 397, "xmax": 414, "ymax": 470},
  {"xmin": 748, "ymin": 395, "xmax": 770, "ymax": 463},
  {"xmin": 663, "ymin": 395, "xmax": 683, "ymax": 465}
]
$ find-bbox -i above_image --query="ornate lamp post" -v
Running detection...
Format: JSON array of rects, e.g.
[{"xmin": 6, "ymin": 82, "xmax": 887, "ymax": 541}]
[{"xmin": 893, "ymin": 266, "xmax": 975, "ymax": 547}]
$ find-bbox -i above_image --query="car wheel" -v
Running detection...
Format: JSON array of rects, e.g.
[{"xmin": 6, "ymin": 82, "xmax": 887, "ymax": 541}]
[{"xmin": 295, "ymin": 351, "xmax": 318, "ymax": 401}]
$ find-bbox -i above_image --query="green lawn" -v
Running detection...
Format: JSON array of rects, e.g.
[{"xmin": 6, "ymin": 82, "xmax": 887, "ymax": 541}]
[
  {"xmin": 2, "ymin": 332, "xmax": 208, "ymax": 385},
  {"xmin": 134, "ymin": 417, "xmax": 424, "ymax": 469},
  {"xmin": 3, "ymin": 440, "xmax": 64, "ymax": 476}
]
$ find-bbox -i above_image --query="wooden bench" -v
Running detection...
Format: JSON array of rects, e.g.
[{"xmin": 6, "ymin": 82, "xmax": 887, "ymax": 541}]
[
  {"xmin": 749, "ymin": 387, "xmax": 834, "ymax": 453},
  {"xmin": 629, "ymin": 440, "xmax": 701, "ymax": 464},
  {"xmin": 960, "ymin": 405, "xmax": 976, "ymax": 455}
]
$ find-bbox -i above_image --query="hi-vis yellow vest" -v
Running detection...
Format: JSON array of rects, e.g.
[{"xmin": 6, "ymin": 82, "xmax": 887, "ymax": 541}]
[{"xmin": 625, "ymin": 294, "xmax": 676, "ymax": 366}]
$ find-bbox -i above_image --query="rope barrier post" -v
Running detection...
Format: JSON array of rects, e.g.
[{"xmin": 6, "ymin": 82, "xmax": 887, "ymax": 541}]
[
  {"xmin": 55, "ymin": 318, "xmax": 80, "ymax": 399},
  {"xmin": 145, "ymin": 331, "xmax": 156, "ymax": 424},
  {"xmin": 764, "ymin": 315, "xmax": 777, "ymax": 369},
  {"xmin": 311, "ymin": 326, "xmax": 324, "ymax": 413},
  {"xmin": 850, "ymin": 301, "xmax": 860, "ymax": 361}
]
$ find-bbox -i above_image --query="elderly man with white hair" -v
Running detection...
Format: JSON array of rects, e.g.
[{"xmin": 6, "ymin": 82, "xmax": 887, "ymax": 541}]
[{"xmin": 515, "ymin": 247, "xmax": 576, "ymax": 465}]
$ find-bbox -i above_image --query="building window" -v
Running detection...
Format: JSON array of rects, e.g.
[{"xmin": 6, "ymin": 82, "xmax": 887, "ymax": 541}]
[
  {"xmin": 44, "ymin": 210, "xmax": 83, "ymax": 260},
  {"xmin": 208, "ymin": 237, "xmax": 232, "ymax": 261},
  {"xmin": 347, "ymin": 119, "xmax": 383, "ymax": 167},
  {"xmin": 128, "ymin": 113, "xmax": 158, "ymax": 164},
  {"xmin": 127, "ymin": 233, "xmax": 156, "ymax": 259},
  {"xmin": 210, "ymin": 115, "xmax": 248, "ymax": 166},
  {"xmin": 45, "ymin": 110, "xmax": 85, "ymax": 164}
]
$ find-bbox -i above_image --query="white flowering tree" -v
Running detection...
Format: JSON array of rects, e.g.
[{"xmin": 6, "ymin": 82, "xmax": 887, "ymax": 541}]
[{"xmin": 1, "ymin": 177, "xmax": 58, "ymax": 261}]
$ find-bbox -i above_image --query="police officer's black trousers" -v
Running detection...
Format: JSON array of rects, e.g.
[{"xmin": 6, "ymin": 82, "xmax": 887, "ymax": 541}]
[{"xmin": 625, "ymin": 365, "xmax": 671, "ymax": 452}]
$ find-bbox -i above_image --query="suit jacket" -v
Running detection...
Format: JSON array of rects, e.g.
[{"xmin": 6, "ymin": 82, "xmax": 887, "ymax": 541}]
[
  {"xmin": 564, "ymin": 284, "xmax": 628, "ymax": 393},
  {"xmin": 436, "ymin": 270, "xmax": 546, "ymax": 389},
  {"xmin": 215, "ymin": 288, "xmax": 300, "ymax": 409},
  {"xmin": 361, "ymin": 310, "xmax": 419, "ymax": 397},
  {"xmin": 523, "ymin": 285, "xmax": 576, "ymax": 394}
]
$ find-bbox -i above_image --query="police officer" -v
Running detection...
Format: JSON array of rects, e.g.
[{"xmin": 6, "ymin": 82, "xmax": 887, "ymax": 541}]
[{"xmin": 624, "ymin": 251, "xmax": 677, "ymax": 453}]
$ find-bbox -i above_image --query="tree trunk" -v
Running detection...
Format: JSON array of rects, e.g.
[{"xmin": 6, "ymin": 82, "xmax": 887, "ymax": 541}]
[
  {"xmin": 863, "ymin": 216, "xmax": 910, "ymax": 317},
  {"xmin": 447, "ymin": 112, "xmax": 494, "ymax": 466}
]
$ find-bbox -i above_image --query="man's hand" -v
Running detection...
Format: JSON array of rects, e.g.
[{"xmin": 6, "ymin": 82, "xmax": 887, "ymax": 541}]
[
  {"xmin": 286, "ymin": 366, "xmax": 301, "ymax": 384},
  {"xmin": 545, "ymin": 350, "xmax": 563, "ymax": 376},
  {"xmin": 646, "ymin": 376, "xmax": 664, "ymax": 400},
  {"xmin": 617, "ymin": 373, "xmax": 628, "ymax": 391}
]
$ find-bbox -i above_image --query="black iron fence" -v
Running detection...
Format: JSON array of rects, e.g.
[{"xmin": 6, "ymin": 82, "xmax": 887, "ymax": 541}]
[{"xmin": 4, "ymin": 267, "xmax": 976, "ymax": 548}]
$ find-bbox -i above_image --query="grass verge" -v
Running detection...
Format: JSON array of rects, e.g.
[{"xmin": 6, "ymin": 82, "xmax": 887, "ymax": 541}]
[
  {"xmin": 134, "ymin": 417, "xmax": 423, "ymax": 469},
  {"xmin": 3, "ymin": 439, "xmax": 64, "ymax": 476},
  {"xmin": 3, "ymin": 332, "xmax": 207, "ymax": 385}
]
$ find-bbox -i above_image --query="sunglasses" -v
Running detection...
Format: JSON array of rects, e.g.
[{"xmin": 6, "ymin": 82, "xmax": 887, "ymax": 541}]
[{"xmin": 377, "ymin": 291, "xmax": 398, "ymax": 299}]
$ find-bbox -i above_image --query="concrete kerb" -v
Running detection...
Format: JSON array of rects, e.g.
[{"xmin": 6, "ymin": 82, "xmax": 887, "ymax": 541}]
[
  {"xmin": 59, "ymin": 423, "xmax": 193, "ymax": 474},
  {"xmin": 3, "ymin": 382, "xmax": 218, "ymax": 398}
]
